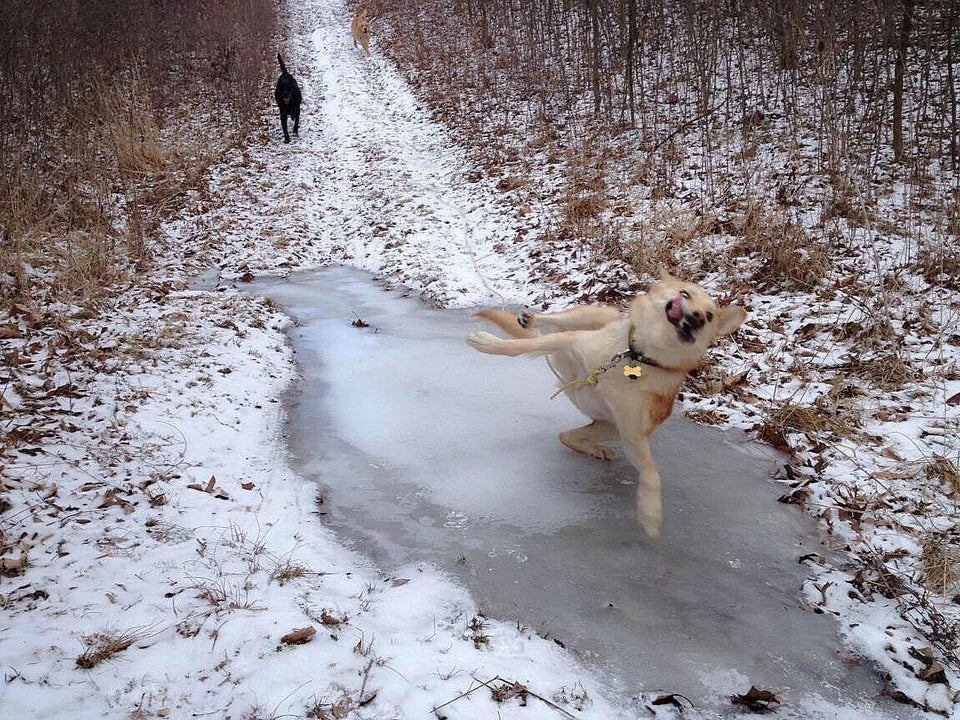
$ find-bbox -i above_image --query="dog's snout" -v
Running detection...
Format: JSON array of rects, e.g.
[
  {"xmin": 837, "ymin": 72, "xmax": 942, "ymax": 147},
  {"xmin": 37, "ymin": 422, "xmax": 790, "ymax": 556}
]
[{"xmin": 690, "ymin": 310, "xmax": 706, "ymax": 329}]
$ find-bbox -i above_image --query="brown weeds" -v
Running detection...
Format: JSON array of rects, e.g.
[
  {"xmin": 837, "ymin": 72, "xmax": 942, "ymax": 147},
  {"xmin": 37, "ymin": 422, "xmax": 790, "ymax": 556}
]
[
  {"xmin": 76, "ymin": 630, "xmax": 142, "ymax": 669},
  {"xmin": 0, "ymin": 0, "xmax": 277, "ymax": 310},
  {"xmin": 926, "ymin": 455, "xmax": 960, "ymax": 495},
  {"xmin": 922, "ymin": 534, "xmax": 960, "ymax": 596},
  {"xmin": 733, "ymin": 204, "xmax": 831, "ymax": 290},
  {"xmin": 759, "ymin": 396, "xmax": 862, "ymax": 454}
]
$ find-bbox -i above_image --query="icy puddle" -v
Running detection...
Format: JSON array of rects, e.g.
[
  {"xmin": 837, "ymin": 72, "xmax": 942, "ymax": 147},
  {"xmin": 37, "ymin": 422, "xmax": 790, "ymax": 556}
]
[{"xmin": 252, "ymin": 266, "xmax": 909, "ymax": 719}]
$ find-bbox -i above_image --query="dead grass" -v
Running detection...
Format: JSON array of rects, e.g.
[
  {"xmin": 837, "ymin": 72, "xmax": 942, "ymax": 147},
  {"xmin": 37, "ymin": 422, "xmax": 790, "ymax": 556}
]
[
  {"xmin": 76, "ymin": 629, "xmax": 144, "ymax": 669},
  {"xmin": 922, "ymin": 533, "xmax": 960, "ymax": 596},
  {"xmin": 270, "ymin": 559, "xmax": 312, "ymax": 585},
  {"xmin": 466, "ymin": 614, "xmax": 492, "ymax": 649},
  {"xmin": 620, "ymin": 235, "xmax": 678, "ymax": 281},
  {"xmin": 917, "ymin": 237, "xmax": 960, "ymax": 291},
  {"xmin": 926, "ymin": 455, "xmax": 960, "ymax": 496},
  {"xmin": 732, "ymin": 204, "xmax": 831, "ymax": 290},
  {"xmin": 845, "ymin": 353, "xmax": 917, "ymax": 391},
  {"xmin": 0, "ymin": 0, "xmax": 277, "ymax": 311},
  {"xmin": 758, "ymin": 396, "xmax": 862, "ymax": 454}
]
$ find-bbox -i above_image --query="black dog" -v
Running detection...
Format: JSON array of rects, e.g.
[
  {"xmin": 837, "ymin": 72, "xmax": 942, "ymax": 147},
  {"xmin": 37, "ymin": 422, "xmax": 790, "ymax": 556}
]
[{"xmin": 275, "ymin": 54, "xmax": 302, "ymax": 143}]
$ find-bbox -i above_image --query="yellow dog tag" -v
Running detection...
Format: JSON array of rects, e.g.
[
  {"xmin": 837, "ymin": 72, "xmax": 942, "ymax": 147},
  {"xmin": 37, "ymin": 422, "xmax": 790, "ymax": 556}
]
[{"xmin": 623, "ymin": 365, "xmax": 643, "ymax": 380}]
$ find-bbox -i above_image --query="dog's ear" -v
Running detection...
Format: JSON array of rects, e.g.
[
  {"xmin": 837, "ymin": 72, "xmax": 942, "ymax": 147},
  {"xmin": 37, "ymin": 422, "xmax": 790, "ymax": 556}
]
[
  {"xmin": 714, "ymin": 305, "xmax": 747, "ymax": 336},
  {"xmin": 657, "ymin": 267, "xmax": 680, "ymax": 283}
]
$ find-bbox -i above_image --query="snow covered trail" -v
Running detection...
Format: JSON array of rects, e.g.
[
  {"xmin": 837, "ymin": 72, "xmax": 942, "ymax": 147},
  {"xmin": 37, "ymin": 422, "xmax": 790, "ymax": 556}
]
[{"xmin": 191, "ymin": 0, "xmax": 543, "ymax": 310}]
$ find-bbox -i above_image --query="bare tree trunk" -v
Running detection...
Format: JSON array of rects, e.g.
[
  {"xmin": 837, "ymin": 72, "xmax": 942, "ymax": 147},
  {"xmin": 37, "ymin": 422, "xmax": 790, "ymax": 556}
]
[
  {"xmin": 589, "ymin": 0, "xmax": 602, "ymax": 116},
  {"xmin": 626, "ymin": 0, "xmax": 638, "ymax": 126},
  {"xmin": 893, "ymin": 0, "xmax": 914, "ymax": 163},
  {"xmin": 948, "ymin": 0, "xmax": 959, "ymax": 169}
]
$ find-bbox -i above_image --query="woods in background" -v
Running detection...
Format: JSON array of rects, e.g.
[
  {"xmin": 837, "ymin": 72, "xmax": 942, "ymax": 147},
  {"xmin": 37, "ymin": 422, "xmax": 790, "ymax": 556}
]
[{"xmin": 374, "ymin": 0, "xmax": 959, "ymax": 175}]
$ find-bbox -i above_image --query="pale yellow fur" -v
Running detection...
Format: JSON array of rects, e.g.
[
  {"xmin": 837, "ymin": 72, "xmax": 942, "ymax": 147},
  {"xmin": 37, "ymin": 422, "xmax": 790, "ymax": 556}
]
[{"xmin": 468, "ymin": 272, "xmax": 747, "ymax": 537}]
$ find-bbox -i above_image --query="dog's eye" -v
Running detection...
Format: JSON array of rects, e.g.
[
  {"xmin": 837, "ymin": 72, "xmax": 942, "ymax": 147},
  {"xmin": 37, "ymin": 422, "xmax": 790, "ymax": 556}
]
[
  {"xmin": 707, "ymin": 311, "xmax": 714, "ymax": 322},
  {"xmin": 680, "ymin": 290, "xmax": 691, "ymax": 299}
]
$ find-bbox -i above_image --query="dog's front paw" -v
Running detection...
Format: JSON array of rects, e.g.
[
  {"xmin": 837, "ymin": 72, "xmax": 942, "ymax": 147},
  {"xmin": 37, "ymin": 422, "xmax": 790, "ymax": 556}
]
[
  {"xmin": 517, "ymin": 310, "xmax": 535, "ymax": 329},
  {"xmin": 466, "ymin": 331, "xmax": 502, "ymax": 354}
]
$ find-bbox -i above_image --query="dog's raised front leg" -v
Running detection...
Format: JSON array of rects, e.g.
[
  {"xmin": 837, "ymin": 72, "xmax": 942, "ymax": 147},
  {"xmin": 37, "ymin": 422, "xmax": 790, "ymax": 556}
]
[
  {"xmin": 621, "ymin": 433, "xmax": 662, "ymax": 538},
  {"xmin": 466, "ymin": 330, "xmax": 577, "ymax": 357}
]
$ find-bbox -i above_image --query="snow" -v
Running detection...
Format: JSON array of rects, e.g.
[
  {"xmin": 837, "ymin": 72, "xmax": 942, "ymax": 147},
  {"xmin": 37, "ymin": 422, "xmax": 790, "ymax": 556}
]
[{"xmin": 1, "ymin": 0, "xmax": 957, "ymax": 717}]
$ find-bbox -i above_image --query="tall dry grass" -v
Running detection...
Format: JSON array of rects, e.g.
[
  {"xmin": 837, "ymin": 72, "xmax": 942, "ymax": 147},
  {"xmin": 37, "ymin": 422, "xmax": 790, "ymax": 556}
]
[{"xmin": 0, "ymin": 0, "xmax": 277, "ymax": 309}]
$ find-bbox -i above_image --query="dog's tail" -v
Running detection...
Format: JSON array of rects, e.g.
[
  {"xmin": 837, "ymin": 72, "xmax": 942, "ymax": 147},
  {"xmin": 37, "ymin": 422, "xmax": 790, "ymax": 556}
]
[
  {"xmin": 277, "ymin": 53, "xmax": 288, "ymax": 74},
  {"xmin": 473, "ymin": 309, "xmax": 540, "ymax": 339}
]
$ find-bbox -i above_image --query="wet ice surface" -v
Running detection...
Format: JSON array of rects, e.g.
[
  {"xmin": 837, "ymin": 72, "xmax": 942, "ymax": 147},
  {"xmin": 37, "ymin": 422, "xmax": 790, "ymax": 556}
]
[{"xmin": 252, "ymin": 266, "xmax": 908, "ymax": 718}]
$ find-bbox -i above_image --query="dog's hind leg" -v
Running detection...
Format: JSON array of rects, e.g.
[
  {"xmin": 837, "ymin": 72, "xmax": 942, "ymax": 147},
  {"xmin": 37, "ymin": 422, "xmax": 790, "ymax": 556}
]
[{"xmin": 558, "ymin": 420, "xmax": 619, "ymax": 460}]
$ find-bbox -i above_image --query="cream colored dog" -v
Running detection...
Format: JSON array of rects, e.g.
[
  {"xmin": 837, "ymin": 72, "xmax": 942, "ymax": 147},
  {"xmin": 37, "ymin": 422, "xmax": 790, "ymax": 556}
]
[
  {"xmin": 351, "ymin": 9, "xmax": 372, "ymax": 56},
  {"xmin": 467, "ymin": 272, "xmax": 747, "ymax": 537}
]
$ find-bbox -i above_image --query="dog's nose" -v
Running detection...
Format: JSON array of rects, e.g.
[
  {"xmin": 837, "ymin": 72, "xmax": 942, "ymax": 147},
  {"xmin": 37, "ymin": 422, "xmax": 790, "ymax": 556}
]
[{"xmin": 689, "ymin": 310, "xmax": 706, "ymax": 329}]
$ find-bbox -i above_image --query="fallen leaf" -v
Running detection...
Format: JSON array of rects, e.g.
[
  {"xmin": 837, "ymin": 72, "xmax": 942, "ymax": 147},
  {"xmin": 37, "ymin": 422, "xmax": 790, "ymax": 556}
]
[
  {"xmin": 922, "ymin": 660, "xmax": 947, "ymax": 684},
  {"xmin": 881, "ymin": 687, "xmax": 925, "ymax": 710},
  {"xmin": 320, "ymin": 610, "xmax": 346, "ymax": 628},
  {"xmin": 756, "ymin": 423, "xmax": 792, "ymax": 454},
  {"xmin": 280, "ymin": 626, "xmax": 316, "ymax": 645},
  {"xmin": 778, "ymin": 487, "xmax": 810, "ymax": 505},
  {"xmin": 0, "ymin": 551, "xmax": 29, "ymax": 577},
  {"xmin": 241, "ymin": 481, "xmax": 255, "ymax": 490},
  {"xmin": 331, "ymin": 697, "xmax": 352, "ymax": 719},
  {"xmin": 947, "ymin": 391, "xmax": 960, "ymax": 407},
  {"xmin": 730, "ymin": 686, "xmax": 780, "ymax": 713},
  {"xmin": 650, "ymin": 693, "xmax": 692, "ymax": 711}
]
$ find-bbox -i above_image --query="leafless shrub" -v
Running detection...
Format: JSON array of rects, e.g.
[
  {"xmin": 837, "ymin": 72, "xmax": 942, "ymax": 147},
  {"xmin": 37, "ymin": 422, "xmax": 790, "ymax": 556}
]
[
  {"xmin": 563, "ymin": 194, "xmax": 605, "ymax": 229},
  {"xmin": 917, "ymin": 236, "xmax": 960, "ymax": 291}
]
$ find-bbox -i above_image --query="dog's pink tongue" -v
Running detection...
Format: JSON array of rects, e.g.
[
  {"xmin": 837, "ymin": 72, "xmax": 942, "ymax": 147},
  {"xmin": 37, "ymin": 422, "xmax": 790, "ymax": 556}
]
[{"xmin": 667, "ymin": 297, "xmax": 684, "ymax": 322}]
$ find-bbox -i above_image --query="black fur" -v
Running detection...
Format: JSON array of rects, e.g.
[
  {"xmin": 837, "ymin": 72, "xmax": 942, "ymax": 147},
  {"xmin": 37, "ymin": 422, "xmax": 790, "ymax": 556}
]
[{"xmin": 275, "ymin": 53, "xmax": 302, "ymax": 143}]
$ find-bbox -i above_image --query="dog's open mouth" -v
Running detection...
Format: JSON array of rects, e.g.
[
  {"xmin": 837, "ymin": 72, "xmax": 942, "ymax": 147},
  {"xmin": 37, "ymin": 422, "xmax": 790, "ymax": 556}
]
[{"xmin": 665, "ymin": 297, "xmax": 703, "ymax": 343}]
